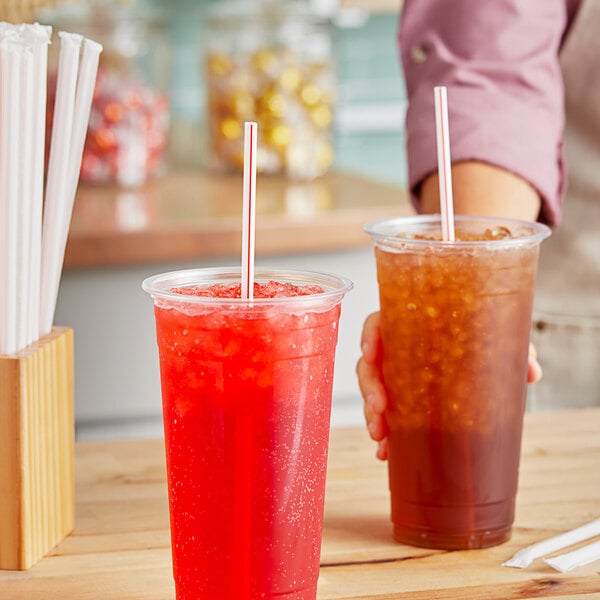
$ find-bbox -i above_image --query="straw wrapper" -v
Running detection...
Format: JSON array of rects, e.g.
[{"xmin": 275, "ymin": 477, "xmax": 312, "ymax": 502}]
[
  {"xmin": 0, "ymin": 24, "xmax": 99, "ymax": 352},
  {"xmin": 503, "ymin": 517, "xmax": 600, "ymax": 569},
  {"xmin": 39, "ymin": 32, "xmax": 82, "ymax": 336},
  {"xmin": 39, "ymin": 33, "xmax": 102, "ymax": 336},
  {"xmin": 545, "ymin": 539, "xmax": 600, "ymax": 573},
  {"xmin": 28, "ymin": 24, "xmax": 52, "ymax": 345},
  {"xmin": 0, "ymin": 34, "xmax": 22, "ymax": 355}
]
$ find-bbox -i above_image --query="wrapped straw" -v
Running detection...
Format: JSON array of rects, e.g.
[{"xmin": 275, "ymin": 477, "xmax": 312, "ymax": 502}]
[
  {"xmin": 503, "ymin": 517, "xmax": 600, "ymax": 568},
  {"xmin": 0, "ymin": 23, "xmax": 100, "ymax": 353},
  {"xmin": 39, "ymin": 32, "xmax": 82, "ymax": 337},
  {"xmin": 27, "ymin": 24, "xmax": 52, "ymax": 345},
  {"xmin": 67, "ymin": 39, "xmax": 102, "ymax": 199},
  {"xmin": 0, "ymin": 23, "xmax": 51, "ymax": 354},
  {"xmin": 0, "ymin": 35, "xmax": 23, "ymax": 355},
  {"xmin": 0, "ymin": 24, "xmax": 52, "ymax": 352},
  {"xmin": 545, "ymin": 539, "xmax": 600, "ymax": 573},
  {"xmin": 40, "ymin": 33, "xmax": 102, "ymax": 336},
  {"xmin": 17, "ymin": 32, "xmax": 35, "ymax": 350}
]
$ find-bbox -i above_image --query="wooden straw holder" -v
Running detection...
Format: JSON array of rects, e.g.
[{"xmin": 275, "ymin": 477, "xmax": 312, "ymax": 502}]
[{"xmin": 0, "ymin": 327, "xmax": 74, "ymax": 570}]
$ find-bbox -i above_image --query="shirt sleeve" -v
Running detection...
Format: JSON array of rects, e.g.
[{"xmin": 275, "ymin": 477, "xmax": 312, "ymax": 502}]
[{"xmin": 399, "ymin": 0, "xmax": 569, "ymax": 226}]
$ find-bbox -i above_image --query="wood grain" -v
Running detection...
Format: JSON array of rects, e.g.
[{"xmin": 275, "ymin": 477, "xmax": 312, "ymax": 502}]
[
  {"xmin": 0, "ymin": 327, "xmax": 74, "ymax": 570},
  {"xmin": 0, "ymin": 409, "xmax": 598, "ymax": 597}
]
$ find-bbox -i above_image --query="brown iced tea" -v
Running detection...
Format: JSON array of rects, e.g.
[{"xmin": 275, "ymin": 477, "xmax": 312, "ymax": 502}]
[{"xmin": 366, "ymin": 216, "xmax": 550, "ymax": 550}]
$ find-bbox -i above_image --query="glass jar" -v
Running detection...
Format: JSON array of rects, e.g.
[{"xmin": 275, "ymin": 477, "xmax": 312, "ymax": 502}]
[
  {"xmin": 40, "ymin": 2, "xmax": 171, "ymax": 188},
  {"xmin": 203, "ymin": 1, "xmax": 336, "ymax": 180}
]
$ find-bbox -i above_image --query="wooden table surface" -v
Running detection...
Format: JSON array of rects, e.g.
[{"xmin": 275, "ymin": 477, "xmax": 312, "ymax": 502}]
[
  {"xmin": 64, "ymin": 169, "xmax": 410, "ymax": 269},
  {"xmin": 1, "ymin": 408, "xmax": 599, "ymax": 599}
]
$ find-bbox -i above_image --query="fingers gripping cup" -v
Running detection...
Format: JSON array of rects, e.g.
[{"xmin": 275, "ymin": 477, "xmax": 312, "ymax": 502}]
[
  {"xmin": 365, "ymin": 215, "xmax": 550, "ymax": 550},
  {"xmin": 143, "ymin": 267, "xmax": 351, "ymax": 600}
]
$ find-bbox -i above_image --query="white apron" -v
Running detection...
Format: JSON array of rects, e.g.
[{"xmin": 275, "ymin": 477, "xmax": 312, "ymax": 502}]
[{"xmin": 529, "ymin": 0, "xmax": 600, "ymax": 409}]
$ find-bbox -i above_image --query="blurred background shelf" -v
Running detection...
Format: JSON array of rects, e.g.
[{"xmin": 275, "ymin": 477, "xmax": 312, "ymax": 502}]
[{"xmin": 64, "ymin": 169, "xmax": 410, "ymax": 269}]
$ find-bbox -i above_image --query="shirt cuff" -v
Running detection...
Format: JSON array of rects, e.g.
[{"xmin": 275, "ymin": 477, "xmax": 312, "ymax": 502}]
[
  {"xmin": 405, "ymin": 85, "xmax": 566, "ymax": 227},
  {"xmin": 399, "ymin": 0, "xmax": 568, "ymax": 227}
]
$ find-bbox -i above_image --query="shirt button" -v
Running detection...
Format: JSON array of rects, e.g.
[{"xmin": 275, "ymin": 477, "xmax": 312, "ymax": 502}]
[{"xmin": 410, "ymin": 43, "xmax": 429, "ymax": 64}]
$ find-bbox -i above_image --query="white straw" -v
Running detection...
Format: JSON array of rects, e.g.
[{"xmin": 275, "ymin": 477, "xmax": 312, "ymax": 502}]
[
  {"xmin": 40, "ymin": 35, "xmax": 102, "ymax": 336},
  {"xmin": 241, "ymin": 121, "xmax": 257, "ymax": 300},
  {"xmin": 434, "ymin": 86, "xmax": 455, "ymax": 241},
  {"xmin": 0, "ymin": 39, "xmax": 23, "ymax": 355},
  {"xmin": 545, "ymin": 539, "xmax": 600, "ymax": 573},
  {"xmin": 503, "ymin": 517, "xmax": 600, "ymax": 568},
  {"xmin": 68, "ymin": 38, "xmax": 102, "ymax": 197},
  {"xmin": 16, "ymin": 42, "xmax": 34, "ymax": 350},
  {"xmin": 0, "ymin": 24, "xmax": 50, "ymax": 353},
  {"xmin": 27, "ymin": 24, "xmax": 51, "ymax": 345},
  {"xmin": 0, "ymin": 24, "xmax": 97, "ymax": 353},
  {"xmin": 40, "ymin": 32, "xmax": 83, "ymax": 336}
]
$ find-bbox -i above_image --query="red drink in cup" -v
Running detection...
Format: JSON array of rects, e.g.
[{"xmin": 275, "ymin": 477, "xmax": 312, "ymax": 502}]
[
  {"xmin": 143, "ymin": 267, "xmax": 351, "ymax": 600},
  {"xmin": 365, "ymin": 215, "xmax": 550, "ymax": 550}
]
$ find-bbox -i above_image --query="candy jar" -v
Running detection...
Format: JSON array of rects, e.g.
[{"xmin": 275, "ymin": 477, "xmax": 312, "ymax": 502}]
[
  {"xmin": 203, "ymin": 1, "xmax": 336, "ymax": 180},
  {"xmin": 41, "ymin": 1, "xmax": 171, "ymax": 187}
]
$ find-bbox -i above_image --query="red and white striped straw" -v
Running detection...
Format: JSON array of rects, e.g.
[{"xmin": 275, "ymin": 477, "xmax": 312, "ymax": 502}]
[
  {"xmin": 241, "ymin": 121, "xmax": 257, "ymax": 300},
  {"xmin": 434, "ymin": 86, "xmax": 455, "ymax": 241}
]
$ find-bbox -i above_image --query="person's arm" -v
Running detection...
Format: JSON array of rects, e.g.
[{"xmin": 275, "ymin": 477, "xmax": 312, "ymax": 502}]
[
  {"xmin": 420, "ymin": 160, "xmax": 541, "ymax": 221},
  {"xmin": 400, "ymin": 0, "xmax": 568, "ymax": 226}
]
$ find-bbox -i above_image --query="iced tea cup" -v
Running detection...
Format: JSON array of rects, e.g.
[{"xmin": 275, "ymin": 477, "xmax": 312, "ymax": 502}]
[
  {"xmin": 364, "ymin": 215, "xmax": 550, "ymax": 550},
  {"xmin": 143, "ymin": 267, "xmax": 352, "ymax": 600}
]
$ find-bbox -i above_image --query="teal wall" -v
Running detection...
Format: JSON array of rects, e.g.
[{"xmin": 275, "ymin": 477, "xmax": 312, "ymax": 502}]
[{"xmin": 333, "ymin": 13, "xmax": 407, "ymax": 186}]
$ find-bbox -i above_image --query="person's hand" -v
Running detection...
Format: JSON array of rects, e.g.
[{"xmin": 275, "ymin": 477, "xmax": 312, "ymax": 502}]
[
  {"xmin": 356, "ymin": 311, "xmax": 543, "ymax": 461},
  {"xmin": 356, "ymin": 312, "xmax": 389, "ymax": 460},
  {"xmin": 526, "ymin": 343, "xmax": 542, "ymax": 383}
]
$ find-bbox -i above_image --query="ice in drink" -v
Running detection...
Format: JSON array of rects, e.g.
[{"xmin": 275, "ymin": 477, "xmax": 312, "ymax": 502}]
[
  {"xmin": 143, "ymin": 268, "xmax": 351, "ymax": 600},
  {"xmin": 365, "ymin": 216, "xmax": 550, "ymax": 550}
]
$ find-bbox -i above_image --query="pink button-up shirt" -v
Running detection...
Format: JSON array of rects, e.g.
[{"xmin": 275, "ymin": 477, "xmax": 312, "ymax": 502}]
[{"xmin": 399, "ymin": 0, "xmax": 582, "ymax": 226}]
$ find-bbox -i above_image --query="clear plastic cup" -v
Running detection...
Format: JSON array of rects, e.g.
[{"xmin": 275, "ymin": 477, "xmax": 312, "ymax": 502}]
[
  {"xmin": 364, "ymin": 215, "xmax": 550, "ymax": 550},
  {"xmin": 143, "ymin": 267, "xmax": 352, "ymax": 600}
]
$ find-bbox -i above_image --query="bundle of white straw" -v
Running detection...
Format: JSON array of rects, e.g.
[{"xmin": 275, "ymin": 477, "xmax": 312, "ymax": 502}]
[{"xmin": 0, "ymin": 22, "xmax": 101, "ymax": 355}]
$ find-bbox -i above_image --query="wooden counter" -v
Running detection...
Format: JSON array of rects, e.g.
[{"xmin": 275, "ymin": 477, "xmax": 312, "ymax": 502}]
[
  {"xmin": 2, "ymin": 408, "xmax": 599, "ymax": 598},
  {"xmin": 64, "ymin": 170, "xmax": 411, "ymax": 269}
]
